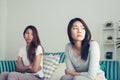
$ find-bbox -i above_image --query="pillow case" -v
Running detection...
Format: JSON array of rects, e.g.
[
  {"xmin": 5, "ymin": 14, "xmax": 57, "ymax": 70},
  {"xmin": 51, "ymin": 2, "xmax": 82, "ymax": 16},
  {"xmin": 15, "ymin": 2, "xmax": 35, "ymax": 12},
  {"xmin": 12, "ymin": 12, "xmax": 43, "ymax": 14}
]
[
  {"xmin": 43, "ymin": 55, "xmax": 60, "ymax": 80},
  {"xmin": 51, "ymin": 63, "xmax": 66, "ymax": 80},
  {"xmin": 43, "ymin": 52, "xmax": 65, "ymax": 63}
]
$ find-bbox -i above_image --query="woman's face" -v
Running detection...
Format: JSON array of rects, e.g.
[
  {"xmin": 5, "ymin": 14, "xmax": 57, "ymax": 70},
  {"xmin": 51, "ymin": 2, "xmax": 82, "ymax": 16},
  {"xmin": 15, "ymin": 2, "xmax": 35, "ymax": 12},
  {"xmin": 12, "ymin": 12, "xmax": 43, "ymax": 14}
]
[
  {"xmin": 24, "ymin": 28, "xmax": 33, "ymax": 44},
  {"xmin": 71, "ymin": 21, "xmax": 86, "ymax": 42}
]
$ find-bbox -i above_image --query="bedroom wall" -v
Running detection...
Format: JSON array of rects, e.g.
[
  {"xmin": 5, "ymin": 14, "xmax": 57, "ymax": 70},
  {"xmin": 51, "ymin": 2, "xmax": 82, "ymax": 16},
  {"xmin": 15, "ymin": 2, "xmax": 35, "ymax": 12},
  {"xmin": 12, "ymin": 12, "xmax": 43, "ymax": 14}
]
[{"xmin": 0, "ymin": 0, "xmax": 120, "ymax": 60}]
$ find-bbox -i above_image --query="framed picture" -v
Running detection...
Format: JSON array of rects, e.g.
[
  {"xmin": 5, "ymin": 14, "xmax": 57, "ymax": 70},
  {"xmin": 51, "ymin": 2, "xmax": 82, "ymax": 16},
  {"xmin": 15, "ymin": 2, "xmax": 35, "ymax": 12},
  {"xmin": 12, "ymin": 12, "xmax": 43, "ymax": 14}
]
[{"xmin": 106, "ymin": 52, "xmax": 113, "ymax": 59}]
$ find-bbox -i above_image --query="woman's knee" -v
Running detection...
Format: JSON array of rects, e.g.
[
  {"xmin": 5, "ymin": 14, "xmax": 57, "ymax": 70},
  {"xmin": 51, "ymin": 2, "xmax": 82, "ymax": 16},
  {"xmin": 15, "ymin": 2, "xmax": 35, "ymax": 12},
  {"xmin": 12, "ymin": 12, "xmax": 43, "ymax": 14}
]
[
  {"xmin": 7, "ymin": 72, "xmax": 21, "ymax": 80},
  {"xmin": 0, "ymin": 72, "xmax": 10, "ymax": 80},
  {"xmin": 73, "ymin": 76, "xmax": 90, "ymax": 80},
  {"xmin": 0, "ymin": 72, "xmax": 10, "ymax": 76},
  {"xmin": 60, "ymin": 75, "xmax": 73, "ymax": 80}
]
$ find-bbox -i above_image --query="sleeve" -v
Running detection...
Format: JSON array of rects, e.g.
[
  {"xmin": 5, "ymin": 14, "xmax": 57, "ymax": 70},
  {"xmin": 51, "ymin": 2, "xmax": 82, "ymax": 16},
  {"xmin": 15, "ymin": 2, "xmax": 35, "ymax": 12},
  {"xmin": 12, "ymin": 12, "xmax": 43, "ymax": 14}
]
[
  {"xmin": 18, "ymin": 47, "xmax": 23, "ymax": 57},
  {"xmin": 65, "ymin": 44, "xmax": 75, "ymax": 71},
  {"xmin": 36, "ymin": 45, "xmax": 43, "ymax": 55},
  {"xmin": 80, "ymin": 41, "xmax": 100, "ymax": 79}
]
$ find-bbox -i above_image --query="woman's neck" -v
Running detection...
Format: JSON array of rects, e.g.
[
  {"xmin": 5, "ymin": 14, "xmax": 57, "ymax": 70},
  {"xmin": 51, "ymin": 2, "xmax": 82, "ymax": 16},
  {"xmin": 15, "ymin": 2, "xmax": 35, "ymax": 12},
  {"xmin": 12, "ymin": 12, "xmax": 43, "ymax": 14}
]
[
  {"xmin": 73, "ymin": 41, "xmax": 82, "ymax": 56},
  {"xmin": 74, "ymin": 41, "xmax": 81, "ymax": 50},
  {"xmin": 26, "ymin": 43, "xmax": 30, "ymax": 51}
]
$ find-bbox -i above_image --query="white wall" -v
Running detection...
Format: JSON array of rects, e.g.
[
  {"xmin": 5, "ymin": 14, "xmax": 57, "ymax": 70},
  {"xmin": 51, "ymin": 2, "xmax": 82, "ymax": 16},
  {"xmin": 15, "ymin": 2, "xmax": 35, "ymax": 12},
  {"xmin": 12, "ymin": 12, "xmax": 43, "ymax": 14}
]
[
  {"xmin": 0, "ymin": 0, "xmax": 7, "ymax": 60},
  {"xmin": 0, "ymin": 0, "xmax": 120, "ymax": 60}
]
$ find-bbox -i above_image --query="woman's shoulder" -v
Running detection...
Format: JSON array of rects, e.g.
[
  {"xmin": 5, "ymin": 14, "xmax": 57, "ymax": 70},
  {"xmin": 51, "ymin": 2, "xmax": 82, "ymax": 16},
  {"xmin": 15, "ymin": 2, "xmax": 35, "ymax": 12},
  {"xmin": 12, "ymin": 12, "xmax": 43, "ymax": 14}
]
[
  {"xmin": 18, "ymin": 46, "xmax": 26, "ymax": 56},
  {"xmin": 89, "ymin": 40, "xmax": 100, "ymax": 49},
  {"xmin": 36, "ymin": 45, "xmax": 43, "ymax": 55},
  {"xmin": 66, "ymin": 42, "xmax": 71, "ymax": 46},
  {"xmin": 89, "ymin": 40, "xmax": 99, "ymax": 45},
  {"xmin": 19, "ymin": 46, "xmax": 26, "ymax": 50},
  {"xmin": 65, "ymin": 42, "xmax": 72, "ymax": 51},
  {"xmin": 65, "ymin": 42, "xmax": 72, "ymax": 48},
  {"xmin": 89, "ymin": 40, "xmax": 100, "ymax": 52},
  {"xmin": 37, "ymin": 45, "xmax": 42, "ymax": 49}
]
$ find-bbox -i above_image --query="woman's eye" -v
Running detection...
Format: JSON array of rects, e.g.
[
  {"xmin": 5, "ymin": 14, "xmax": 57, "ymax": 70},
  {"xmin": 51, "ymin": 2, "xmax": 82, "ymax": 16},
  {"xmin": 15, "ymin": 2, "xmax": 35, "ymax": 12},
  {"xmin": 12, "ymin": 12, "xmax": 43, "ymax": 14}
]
[
  {"xmin": 73, "ymin": 27, "xmax": 78, "ymax": 29},
  {"xmin": 73, "ymin": 28, "xmax": 77, "ymax": 29},
  {"xmin": 25, "ymin": 32, "xmax": 28, "ymax": 34},
  {"xmin": 82, "ymin": 27, "xmax": 85, "ymax": 29}
]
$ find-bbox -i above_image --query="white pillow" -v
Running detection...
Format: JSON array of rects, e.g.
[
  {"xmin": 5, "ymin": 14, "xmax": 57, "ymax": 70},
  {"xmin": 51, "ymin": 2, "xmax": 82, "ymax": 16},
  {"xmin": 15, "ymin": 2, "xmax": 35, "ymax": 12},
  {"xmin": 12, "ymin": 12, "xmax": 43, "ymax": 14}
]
[
  {"xmin": 43, "ymin": 55, "xmax": 60, "ymax": 80},
  {"xmin": 51, "ymin": 63, "xmax": 66, "ymax": 80}
]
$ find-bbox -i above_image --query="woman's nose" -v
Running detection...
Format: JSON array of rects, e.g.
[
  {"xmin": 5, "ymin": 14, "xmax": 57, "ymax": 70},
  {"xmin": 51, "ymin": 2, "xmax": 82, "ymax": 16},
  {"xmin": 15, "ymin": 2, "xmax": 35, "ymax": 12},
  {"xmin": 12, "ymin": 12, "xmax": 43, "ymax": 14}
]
[
  {"xmin": 78, "ymin": 28, "xmax": 82, "ymax": 33},
  {"xmin": 28, "ymin": 34, "xmax": 32, "ymax": 38}
]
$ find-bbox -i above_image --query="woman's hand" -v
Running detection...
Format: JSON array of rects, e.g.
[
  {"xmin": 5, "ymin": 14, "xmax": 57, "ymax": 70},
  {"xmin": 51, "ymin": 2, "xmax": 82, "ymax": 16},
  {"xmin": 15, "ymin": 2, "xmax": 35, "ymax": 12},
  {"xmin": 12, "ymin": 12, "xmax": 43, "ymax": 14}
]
[
  {"xmin": 95, "ymin": 76, "xmax": 101, "ymax": 80},
  {"xmin": 16, "ymin": 56, "xmax": 30, "ymax": 72},
  {"xmin": 28, "ymin": 65, "xmax": 32, "ymax": 69},
  {"xmin": 65, "ymin": 69, "xmax": 80, "ymax": 76}
]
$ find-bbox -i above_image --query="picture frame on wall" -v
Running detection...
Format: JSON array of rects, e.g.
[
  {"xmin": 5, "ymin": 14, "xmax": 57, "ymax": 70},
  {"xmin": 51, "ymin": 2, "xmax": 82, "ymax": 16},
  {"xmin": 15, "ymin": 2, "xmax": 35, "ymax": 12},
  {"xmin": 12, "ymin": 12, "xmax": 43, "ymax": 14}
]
[{"xmin": 106, "ymin": 52, "xmax": 113, "ymax": 59}]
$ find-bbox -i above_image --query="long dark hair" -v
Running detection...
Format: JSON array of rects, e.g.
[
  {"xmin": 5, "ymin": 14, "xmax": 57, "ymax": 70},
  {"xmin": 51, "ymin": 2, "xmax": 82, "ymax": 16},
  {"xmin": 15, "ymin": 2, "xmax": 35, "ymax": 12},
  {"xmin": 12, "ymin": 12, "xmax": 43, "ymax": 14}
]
[
  {"xmin": 23, "ymin": 25, "xmax": 43, "ymax": 63},
  {"xmin": 67, "ymin": 18, "xmax": 91, "ymax": 61}
]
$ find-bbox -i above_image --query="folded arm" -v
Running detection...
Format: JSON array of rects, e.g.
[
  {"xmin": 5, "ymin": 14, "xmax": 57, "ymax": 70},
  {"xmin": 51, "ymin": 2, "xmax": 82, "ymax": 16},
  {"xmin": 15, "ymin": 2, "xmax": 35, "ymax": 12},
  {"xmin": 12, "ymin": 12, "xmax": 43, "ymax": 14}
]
[
  {"xmin": 16, "ymin": 54, "xmax": 42, "ymax": 73},
  {"xmin": 65, "ymin": 45, "xmax": 80, "ymax": 76}
]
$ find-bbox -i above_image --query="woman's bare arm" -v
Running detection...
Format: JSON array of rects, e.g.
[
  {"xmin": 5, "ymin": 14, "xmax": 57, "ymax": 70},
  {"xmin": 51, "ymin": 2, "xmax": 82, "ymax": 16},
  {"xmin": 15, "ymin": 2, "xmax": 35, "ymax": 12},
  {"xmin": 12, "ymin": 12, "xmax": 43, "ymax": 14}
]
[
  {"xmin": 26, "ymin": 54, "xmax": 42, "ymax": 73},
  {"xmin": 16, "ymin": 56, "xmax": 30, "ymax": 72}
]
